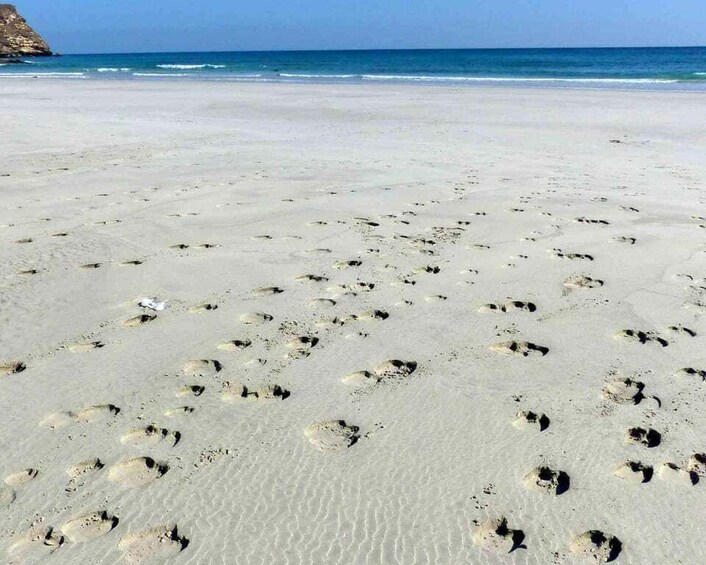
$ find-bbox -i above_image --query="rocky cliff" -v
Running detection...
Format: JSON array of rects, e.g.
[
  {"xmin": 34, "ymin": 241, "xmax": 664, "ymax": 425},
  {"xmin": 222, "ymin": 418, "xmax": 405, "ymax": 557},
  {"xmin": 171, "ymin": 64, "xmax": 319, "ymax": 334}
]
[{"xmin": 0, "ymin": 4, "xmax": 51, "ymax": 57}]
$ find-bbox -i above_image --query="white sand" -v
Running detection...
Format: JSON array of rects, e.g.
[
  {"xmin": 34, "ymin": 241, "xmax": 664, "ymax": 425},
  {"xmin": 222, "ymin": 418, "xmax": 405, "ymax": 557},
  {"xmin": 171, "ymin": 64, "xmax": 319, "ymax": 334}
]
[{"xmin": 1, "ymin": 80, "xmax": 705, "ymax": 564}]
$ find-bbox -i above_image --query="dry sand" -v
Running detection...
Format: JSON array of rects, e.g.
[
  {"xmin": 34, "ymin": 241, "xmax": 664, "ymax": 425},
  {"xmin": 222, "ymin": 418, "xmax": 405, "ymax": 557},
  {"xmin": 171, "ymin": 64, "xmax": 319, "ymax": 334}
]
[{"xmin": 1, "ymin": 80, "xmax": 705, "ymax": 564}]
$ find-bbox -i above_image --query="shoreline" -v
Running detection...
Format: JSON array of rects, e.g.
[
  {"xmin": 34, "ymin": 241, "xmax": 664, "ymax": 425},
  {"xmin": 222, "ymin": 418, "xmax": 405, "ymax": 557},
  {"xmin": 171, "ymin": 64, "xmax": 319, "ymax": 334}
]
[
  {"xmin": 2, "ymin": 74, "xmax": 706, "ymax": 93},
  {"xmin": 3, "ymin": 74, "xmax": 706, "ymax": 91}
]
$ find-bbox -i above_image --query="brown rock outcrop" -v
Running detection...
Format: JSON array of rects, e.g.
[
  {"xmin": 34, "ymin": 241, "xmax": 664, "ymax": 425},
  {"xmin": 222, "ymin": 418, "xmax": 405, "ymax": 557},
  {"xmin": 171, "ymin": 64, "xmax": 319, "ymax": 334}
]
[{"xmin": 0, "ymin": 4, "xmax": 51, "ymax": 57}]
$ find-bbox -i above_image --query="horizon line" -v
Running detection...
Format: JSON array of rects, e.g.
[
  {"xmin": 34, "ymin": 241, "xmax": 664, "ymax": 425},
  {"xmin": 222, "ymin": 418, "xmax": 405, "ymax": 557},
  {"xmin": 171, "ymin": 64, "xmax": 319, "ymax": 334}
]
[{"xmin": 50, "ymin": 45, "xmax": 706, "ymax": 57}]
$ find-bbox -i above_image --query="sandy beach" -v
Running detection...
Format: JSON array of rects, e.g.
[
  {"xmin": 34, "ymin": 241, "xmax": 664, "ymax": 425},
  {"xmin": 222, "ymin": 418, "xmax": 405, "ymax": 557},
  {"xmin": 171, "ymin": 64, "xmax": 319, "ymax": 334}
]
[{"xmin": 1, "ymin": 80, "xmax": 705, "ymax": 564}]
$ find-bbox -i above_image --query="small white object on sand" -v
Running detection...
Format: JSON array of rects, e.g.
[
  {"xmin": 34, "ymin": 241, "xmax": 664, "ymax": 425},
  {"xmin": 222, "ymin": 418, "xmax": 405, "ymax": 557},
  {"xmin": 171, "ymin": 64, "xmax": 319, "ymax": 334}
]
[{"xmin": 138, "ymin": 298, "xmax": 166, "ymax": 311}]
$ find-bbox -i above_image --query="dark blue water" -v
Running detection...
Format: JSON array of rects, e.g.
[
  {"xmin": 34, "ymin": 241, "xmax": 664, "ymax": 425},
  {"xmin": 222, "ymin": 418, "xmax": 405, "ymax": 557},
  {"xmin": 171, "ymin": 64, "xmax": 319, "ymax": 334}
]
[{"xmin": 2, "ymin": 48, "xmax": 706, "ymax": 89}]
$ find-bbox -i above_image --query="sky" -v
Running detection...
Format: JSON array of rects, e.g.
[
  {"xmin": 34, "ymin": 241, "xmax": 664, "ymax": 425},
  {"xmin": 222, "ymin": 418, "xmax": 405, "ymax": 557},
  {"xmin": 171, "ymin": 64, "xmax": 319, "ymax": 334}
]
[{"xmin": 17, "ymin": 0, "xmax": 706, "ymax": 54}]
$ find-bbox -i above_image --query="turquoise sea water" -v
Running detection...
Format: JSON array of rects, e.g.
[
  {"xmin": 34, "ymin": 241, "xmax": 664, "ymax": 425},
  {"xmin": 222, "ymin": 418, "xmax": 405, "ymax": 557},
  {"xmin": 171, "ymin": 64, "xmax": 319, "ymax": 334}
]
[{"xmin": 2, "ymin": 48, "xmax": 706, "ymax": 90}]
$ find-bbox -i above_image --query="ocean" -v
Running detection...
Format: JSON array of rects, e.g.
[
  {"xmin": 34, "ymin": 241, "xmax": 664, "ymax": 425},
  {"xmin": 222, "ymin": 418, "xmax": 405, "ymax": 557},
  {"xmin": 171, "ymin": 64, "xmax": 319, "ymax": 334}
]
[{"xmin": 2, "ymin": 47, "xmax": 706, "ymax": 90}]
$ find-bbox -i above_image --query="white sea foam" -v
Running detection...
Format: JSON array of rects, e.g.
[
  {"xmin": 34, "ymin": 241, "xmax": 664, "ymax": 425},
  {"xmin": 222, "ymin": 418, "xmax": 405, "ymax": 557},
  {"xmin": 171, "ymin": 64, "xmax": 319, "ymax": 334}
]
[
  {"xmin": 133, "ymin": 72, "xmax": 194, "ymax": 77},
  {"xmin": 143, "ymin": 70, "xmax": 679, "ymax": 85},
  {"xmin": 95, "ymin": 67, "xmax": 131, "ymax": 72},
  {"xmin": 361, "ymin": 74, "xmax": 678, "ymax": 84},
  {"xmin": 0, "ymin": 72, "xmax": 86, "ymax": 78},
  {"xmin": 134, "ymin": 72, "xmax": 263, "ymax": 79},
  {"xmin": 156, "ymin": 64, "xmax": 226, "ymax": 70},
  {"xmin": 279, "ymin": 73, "xmax": 356, "ymax": 79}
]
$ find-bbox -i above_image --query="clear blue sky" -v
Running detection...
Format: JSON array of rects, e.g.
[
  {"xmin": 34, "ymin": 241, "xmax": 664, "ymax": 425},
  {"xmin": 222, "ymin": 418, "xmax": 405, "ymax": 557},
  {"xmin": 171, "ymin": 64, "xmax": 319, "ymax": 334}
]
[{"xmin": 18, "ymin": 0, "xmax": 706, "ymax": 54}]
